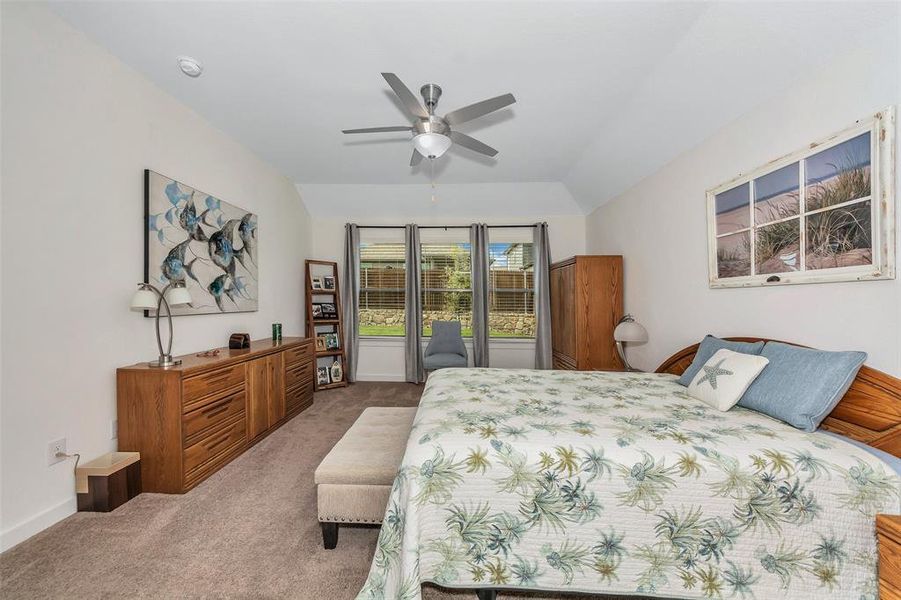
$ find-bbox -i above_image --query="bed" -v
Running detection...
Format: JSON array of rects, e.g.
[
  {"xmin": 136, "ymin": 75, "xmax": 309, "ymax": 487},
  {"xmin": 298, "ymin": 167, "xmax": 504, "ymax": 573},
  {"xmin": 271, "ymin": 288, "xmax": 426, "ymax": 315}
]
[{"xmin": 357, "ymin": 340, "xmax": 901, "ymax": 600}]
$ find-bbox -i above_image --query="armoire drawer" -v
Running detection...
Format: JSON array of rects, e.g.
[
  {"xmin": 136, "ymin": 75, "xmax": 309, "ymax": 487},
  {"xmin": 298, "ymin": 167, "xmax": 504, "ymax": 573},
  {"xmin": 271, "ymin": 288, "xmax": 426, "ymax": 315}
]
[
  {"xmin": 183, "ymin": 389, "xmax": 245, "ymax": 443},
  {"xmin": 553, "ymin": 352, "xmax": 577, "ymax": 370},
  {"xmin": 284, "ymin": 342, "xmax": 314, "ymax": 367},
  {"xmin": 183, "ymin": 415, "xmax": 246, "ymax": 475},
  {"xmin": 285, "ymin": 360, "xmax": 314, "ymax": 389},
  {"xmin": 183, "ymin": 363, "xmax": 245, "ymax": 406}
]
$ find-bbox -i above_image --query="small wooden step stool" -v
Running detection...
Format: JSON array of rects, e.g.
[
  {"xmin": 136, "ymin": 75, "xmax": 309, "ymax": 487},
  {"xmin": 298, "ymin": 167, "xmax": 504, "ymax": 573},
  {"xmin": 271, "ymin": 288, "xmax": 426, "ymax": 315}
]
[{"xmin": 76, "ymin": 452, "xmax": 141, "ymax": 512}]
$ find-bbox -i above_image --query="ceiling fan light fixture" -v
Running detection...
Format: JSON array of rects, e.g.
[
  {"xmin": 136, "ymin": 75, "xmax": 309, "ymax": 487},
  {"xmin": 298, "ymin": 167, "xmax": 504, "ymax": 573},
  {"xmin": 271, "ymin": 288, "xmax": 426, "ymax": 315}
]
[{"xmin": 412, "ymin": 132, "xmax": 452, "ymax": 159}]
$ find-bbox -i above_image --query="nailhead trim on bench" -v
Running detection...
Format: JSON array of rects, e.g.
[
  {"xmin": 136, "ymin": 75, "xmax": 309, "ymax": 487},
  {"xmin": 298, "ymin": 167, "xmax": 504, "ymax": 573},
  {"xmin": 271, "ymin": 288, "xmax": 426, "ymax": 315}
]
[{"xmin": 318, "ymin": 515, "xmax": 383, "ymax": 524}]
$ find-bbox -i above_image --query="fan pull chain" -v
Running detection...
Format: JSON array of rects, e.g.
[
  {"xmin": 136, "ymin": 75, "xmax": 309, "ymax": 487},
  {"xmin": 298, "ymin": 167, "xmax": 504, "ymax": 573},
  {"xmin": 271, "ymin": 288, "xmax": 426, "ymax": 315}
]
[{"xmin": 430, "ymin": 158, "xmax": 437, "ymax": 203}]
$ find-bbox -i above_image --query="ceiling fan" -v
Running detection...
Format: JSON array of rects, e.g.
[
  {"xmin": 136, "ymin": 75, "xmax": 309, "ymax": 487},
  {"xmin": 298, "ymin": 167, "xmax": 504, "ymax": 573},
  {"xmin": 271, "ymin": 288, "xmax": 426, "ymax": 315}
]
[{"xmin": 342, "ymin": 73, "xmax": 516, "ymax": 166}]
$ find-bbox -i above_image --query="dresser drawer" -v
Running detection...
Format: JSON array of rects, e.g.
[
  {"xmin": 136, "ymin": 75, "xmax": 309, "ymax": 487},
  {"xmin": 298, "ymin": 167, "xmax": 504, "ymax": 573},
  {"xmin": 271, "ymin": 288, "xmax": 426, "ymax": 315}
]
[
  {"xmin": 284, "ymin": 342, "xmax": 313, "ymax": 367},
  {"xmin": 183, "ymin": 415, "xmax": 246, "ymax": 475},
  {"xmin": 183, "ymin": 364, "xmax": 245, "ymax": 407},
  {"xmin": 183, "ymin": 389, "xmax": 245, "ymax": 444},
  {"xmin": 285, "ymin": 360, "xmax": 314, "ymax": 389},
  {"xmin": 286, "ymin": 380, "xmax": 314, "ymax": 413}
]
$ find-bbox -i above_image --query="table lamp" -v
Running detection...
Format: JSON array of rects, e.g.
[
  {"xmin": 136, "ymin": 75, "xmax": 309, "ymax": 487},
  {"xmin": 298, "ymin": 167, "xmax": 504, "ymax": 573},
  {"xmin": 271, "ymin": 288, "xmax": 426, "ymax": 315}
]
[
  {"xmin": 614, "ymin": 314, "xmax": 648, "ymax": 371},
  {"xmin": 130, "ymin": 281, "xmax": 192, "ymax": 367}
]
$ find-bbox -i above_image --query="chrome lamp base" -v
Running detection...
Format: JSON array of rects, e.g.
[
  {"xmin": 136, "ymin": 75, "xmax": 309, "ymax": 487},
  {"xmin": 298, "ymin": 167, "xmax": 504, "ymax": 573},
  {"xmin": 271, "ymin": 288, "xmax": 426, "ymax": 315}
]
[{"xmin": 149, "ymin": 355, "xmax": 182, "ymax": 368}]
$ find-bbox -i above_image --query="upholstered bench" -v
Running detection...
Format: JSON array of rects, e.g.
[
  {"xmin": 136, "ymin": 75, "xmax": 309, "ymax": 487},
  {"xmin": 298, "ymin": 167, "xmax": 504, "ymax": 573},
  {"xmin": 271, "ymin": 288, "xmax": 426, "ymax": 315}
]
[{"xmin": 314, "ymin": 406, "xmax": 417, "ymax": 549}]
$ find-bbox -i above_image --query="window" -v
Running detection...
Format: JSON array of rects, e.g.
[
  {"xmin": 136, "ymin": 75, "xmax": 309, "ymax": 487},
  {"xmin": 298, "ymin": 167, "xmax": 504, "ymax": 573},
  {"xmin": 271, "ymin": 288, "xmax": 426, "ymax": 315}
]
[
  {"xmin": 421, "ymin": 231, "xmax": 472, "ymax": 337},
  {"xmin": 356, "ymin": 228, "xmax": 538, "ymax": 339},
  {"xmin": 488, "ymin": 241, "xmax": 535, "ymax": 338},
  {"xmin": 358, "ymin": 236, "xmax": 405, "ymax": 336},
  {"xmin": 708, "ymin": 108, "xmax": 895, "ymax": 287}
]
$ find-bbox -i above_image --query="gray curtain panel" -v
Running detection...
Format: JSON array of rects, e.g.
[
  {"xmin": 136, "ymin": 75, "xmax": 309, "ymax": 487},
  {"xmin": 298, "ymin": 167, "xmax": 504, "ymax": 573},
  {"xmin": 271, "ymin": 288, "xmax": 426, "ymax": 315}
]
[
  {"xmin": 342, "ymin": 223, "xmax": 361, "ymax": 382},
  {"xmin": 404, "ymin": 224, "xmax": 424, "ymax": 383},
  {"xmin": 470, "ymin": 223, "xmax": 490, "ymax": 367},
  {"xmin": 533, "ymin": 222, "xmax": 553, "ymax": 369}
]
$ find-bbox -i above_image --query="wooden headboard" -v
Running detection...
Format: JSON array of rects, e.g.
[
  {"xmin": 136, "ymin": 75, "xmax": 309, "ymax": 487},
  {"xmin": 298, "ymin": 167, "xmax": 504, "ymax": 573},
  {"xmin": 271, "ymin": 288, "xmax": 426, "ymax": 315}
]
[{"xmin": 655, "ymin": 338, "xmax": 901, "ymax": 457}]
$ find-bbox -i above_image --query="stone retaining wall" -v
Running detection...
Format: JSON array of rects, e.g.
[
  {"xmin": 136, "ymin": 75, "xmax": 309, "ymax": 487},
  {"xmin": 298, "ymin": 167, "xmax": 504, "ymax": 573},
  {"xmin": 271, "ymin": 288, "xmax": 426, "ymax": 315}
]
[{"xmin": 358, "ymin": 308, "xmax": 535, "ymax": 337}]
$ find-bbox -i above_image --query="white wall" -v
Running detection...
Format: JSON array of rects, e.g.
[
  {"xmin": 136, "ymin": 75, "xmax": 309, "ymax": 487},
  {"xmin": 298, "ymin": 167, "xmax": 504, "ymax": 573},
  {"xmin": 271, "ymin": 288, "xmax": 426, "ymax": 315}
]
[
  {"xmin": 303, "ymin": 193, "xmax": 587, "ymax": 380},
  {"xmin": 0, "ymin": 4, "xmax": 312, "ymax": 550},
  {"xmin": 297, "ymin": 181, "xmax": 584, "ymax": 219},
  {"xmin": 585, "ymin": 24, "xmax": 901, "ymax": 374}
]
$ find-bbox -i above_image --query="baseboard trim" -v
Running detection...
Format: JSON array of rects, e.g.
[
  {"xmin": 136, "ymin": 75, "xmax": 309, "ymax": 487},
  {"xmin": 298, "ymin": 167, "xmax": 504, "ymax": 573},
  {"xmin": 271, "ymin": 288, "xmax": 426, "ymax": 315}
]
[
  {"xmin": 0, "ymin": 497, "xmax": 76, "ymax": 553},
  {"xmin": 355, "ymin": 373, "xmax": 405, "ymax": 382}
]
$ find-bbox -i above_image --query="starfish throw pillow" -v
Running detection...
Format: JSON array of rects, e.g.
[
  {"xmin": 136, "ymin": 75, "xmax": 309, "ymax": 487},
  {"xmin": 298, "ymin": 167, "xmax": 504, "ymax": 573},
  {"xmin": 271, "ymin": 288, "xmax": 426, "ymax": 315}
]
[{"xmin": 687, "ymin": 348, "xmax": 769, "ymax": 411}]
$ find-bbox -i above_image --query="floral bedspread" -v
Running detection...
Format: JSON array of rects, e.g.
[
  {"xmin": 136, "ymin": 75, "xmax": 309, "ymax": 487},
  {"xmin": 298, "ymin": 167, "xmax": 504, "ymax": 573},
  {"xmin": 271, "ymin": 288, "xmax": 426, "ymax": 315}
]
[{"xmin": 357, "ymin": 368, "xmax": 900, "ymax": 600}]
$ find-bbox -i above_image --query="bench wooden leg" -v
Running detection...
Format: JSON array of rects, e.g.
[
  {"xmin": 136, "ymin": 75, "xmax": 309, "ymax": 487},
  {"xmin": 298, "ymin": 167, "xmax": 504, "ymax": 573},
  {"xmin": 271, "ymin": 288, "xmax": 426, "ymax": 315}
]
[
  {"xmin": 476, "ymin": 590, "xmax": 496, "ymax": 600},
  {"xmin": 321, "ymin": 522, "xmax": 338, "ymax": 549}
]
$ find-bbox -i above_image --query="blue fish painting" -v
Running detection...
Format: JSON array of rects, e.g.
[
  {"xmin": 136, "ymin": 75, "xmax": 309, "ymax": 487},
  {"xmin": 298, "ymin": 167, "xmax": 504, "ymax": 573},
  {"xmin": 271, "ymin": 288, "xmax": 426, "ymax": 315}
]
[{"xmin": 146, "ymin": 170, "xmax": 258, "ymax": 315}]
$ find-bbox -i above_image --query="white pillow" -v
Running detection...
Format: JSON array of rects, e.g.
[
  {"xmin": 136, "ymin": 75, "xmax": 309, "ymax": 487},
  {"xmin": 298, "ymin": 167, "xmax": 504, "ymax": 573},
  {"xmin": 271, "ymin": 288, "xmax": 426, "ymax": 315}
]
[{"xmin": 687, "ymin": 348, "xmax": 769, "ymax": 411}]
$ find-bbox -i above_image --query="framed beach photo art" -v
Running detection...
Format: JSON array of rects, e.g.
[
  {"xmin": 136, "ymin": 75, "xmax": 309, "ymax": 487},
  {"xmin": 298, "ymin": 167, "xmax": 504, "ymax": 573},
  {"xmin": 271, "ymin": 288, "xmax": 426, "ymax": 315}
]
[{"xmin": 707, "ymin": 107, "xmax": 895, "ymax": 288}]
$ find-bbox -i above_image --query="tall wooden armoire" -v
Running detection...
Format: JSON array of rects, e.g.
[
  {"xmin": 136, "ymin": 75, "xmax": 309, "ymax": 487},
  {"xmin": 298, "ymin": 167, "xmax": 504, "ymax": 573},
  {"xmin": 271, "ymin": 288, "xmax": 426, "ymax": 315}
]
[{"xmin": 549, "ymin": 255, "xmax": 624, "ymax": 371}]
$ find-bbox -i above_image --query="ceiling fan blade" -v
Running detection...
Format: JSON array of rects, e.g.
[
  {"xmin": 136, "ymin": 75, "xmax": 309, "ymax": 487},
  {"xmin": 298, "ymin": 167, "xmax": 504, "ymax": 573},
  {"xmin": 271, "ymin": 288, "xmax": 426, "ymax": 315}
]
[
  {"xmin": 382, "ymin": 73, "xmax": 429, "ymax": 119},
  {"xmin": 410, "ymin": 149, "xmax": 423, "ymax": 166},
  {"xmin": 342, "ymin": 126, "xmax": 412, "ymax": 134},
  {"xmin": 444, "ymin": 93, "xmax": 516, "ymax": 126},
  {"xmin": 449, "ymin": 131, "xmax": 498, "ymax": 157}
]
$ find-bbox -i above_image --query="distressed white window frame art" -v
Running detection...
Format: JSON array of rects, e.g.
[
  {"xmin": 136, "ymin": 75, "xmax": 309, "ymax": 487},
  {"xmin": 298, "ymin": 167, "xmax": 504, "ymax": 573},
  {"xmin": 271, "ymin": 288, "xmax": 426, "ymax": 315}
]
[{"xmin": 707, "ymin": 106, "xmax": 895, "ymax": 288}]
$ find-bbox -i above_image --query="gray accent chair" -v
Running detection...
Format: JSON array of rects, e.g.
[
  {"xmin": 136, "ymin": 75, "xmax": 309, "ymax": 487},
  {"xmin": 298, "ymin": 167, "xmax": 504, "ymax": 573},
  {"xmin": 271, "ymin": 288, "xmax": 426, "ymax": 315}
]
[{"xmin": 423, "ymin": 321, "xmax": 468, "ymax": 371}]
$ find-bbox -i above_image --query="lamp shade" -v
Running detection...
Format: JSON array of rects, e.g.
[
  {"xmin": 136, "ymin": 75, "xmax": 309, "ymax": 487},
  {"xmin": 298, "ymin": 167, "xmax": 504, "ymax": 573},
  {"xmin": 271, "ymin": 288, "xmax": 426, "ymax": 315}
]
[
  {"xmin": 130, "ymin": 288, "xmax": 157, "ymax": 310},
  {"xmin": 166, "ymin": 285, "xmax": 192, "ymax": 306},
  {"xmin": 412, "ymin": 133, "xmax": 452, "ymax": 158},
  {"xmin": 614, "ymin": 319, "xmax": 648, "ymax": 343}
]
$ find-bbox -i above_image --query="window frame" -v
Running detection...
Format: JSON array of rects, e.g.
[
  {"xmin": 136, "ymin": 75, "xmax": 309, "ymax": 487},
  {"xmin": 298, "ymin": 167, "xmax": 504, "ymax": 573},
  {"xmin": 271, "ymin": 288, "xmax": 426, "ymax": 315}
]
[
  {"xmin": 419, "ymin": 236, "xmax": 473, "ymax": 338},
  {"xmin": 358, "ymin": 233, "xmax": 407, "ymax": 338},
  {"xmin": 706, "ymin": 106, "xmax": 895, "ymax": 288},
  {"xmin": 487, "ymin": 241, "xmax": 535, "ymax": 339}
]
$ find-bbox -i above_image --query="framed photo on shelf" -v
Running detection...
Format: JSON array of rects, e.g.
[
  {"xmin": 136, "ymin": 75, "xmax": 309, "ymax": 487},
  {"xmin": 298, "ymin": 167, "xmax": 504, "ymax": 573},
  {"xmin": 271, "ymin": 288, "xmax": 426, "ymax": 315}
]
[
  {"xmin": 325, "ymin": 333, "xmax": 340, "ymax": 350},
  {"xmin": 317, "ymin": 366, "xmax": 331, "ymax": 386},
  {"xmin": 315, "ymin": 336, "xmax": 327, "ymax": 352},
  {"xmin": 311, "ymin": 277, "xmax": 323, "ymax": 290},
  {"xmin": 321, "ymin": 303, "xmax": 337, "ymax": 318},
  {"xmin": 312, "ymin": 304, "xmax": 323, "ymax": 319},
  {"xmin": 322, "ymin": 276, "xmax": 336, "ymax": 291}
]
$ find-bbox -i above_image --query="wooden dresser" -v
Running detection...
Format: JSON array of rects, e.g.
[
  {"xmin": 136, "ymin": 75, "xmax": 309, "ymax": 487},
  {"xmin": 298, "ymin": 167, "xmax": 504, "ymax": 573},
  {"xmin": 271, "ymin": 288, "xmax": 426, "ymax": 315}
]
[
  {"xmin": 878, "ymin": 514, "xmax": 901, "ymax": 599},
  {"xmin": 549, "ymin": 255, "xmax": 624, "ymax": 371},
  {"xmin": 117, "ymin": 337, "xmax": 314, "ymax": 493}
]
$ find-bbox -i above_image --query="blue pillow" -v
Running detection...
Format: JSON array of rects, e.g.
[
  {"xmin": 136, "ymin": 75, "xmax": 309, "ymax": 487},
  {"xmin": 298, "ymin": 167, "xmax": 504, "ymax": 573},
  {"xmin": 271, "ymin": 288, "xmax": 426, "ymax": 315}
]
[
  {"xmin": 678, "ymin": 336, "xmax": 765, "ymax": 386},
  {"xmin": 738, "ymin": 342, "xmax": 867, "ymax": 432}
]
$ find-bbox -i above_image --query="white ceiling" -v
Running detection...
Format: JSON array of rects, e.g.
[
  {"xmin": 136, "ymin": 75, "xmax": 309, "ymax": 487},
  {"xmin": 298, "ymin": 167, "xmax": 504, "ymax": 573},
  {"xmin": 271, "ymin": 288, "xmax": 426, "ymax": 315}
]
[{"xmin": 49, "ymin": 1, "xmax": 897, "ymax": 214}]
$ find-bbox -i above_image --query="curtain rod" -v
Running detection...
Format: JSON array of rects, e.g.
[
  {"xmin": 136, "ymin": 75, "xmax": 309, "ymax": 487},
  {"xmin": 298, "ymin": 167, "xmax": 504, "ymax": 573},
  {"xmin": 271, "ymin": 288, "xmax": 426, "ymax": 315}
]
[{"xmin": 355, "ymin": 224, "xmax": 537, "ymax": 230}]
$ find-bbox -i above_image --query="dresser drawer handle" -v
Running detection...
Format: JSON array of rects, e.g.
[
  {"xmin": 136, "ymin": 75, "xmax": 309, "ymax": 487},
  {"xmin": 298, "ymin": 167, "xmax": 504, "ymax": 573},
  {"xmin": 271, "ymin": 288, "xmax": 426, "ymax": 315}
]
[
  {"xmin": 203, "ymin": 431, "xmax": 232, "ymax": 451},
  {"xmin": 202, "ymin": 404, "xmax": 231, "ymax": 419},
  {"xmin": 204, "ymin": 372, "xmax": 233, "ymax": 384},
  {"xmin": 200, "ymin": 395, "xmax": 233, "ymax": 414}
]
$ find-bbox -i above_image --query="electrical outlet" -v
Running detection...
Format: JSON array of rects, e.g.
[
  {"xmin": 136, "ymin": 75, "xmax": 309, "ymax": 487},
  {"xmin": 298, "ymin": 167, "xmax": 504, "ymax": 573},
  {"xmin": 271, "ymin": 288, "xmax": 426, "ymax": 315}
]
[
  {"xmin": 47, "ymin": 438, "xmax": 66, "ymax": 466},
  {"xmin": 110, "ymin": 419, "xmax": 118, "ymax": 440}
]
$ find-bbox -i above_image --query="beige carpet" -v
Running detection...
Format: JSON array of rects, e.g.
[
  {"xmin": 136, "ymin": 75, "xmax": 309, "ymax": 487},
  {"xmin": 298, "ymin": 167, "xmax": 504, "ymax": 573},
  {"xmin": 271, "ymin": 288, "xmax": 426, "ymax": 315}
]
[{"xmin": 0, "ymin": 383, "xmax": 653, "ymax": 600}]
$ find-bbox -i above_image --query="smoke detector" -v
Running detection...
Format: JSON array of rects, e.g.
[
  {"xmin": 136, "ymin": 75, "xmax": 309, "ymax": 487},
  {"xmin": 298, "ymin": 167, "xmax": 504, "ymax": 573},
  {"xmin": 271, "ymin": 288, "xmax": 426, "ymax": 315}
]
[{"xmin": 177, "ymin": 56, "xmax": 203, "ymax": 78}]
